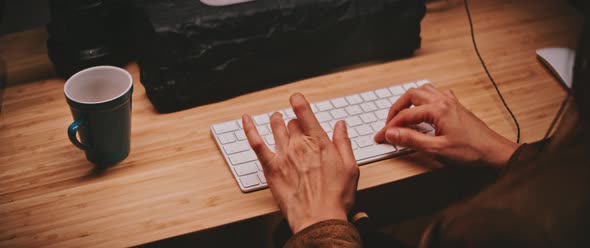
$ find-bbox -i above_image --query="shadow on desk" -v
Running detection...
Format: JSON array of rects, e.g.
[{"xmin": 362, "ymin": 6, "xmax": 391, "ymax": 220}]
[{"xmin": 138, "ymin": 166, "xmax": 497, "ymax": 248}]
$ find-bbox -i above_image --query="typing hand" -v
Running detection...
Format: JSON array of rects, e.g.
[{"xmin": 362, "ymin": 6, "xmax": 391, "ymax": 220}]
[
  {"xmin": 374, "ymin": 83, "xmax": 519, "ymax": 169},
  {"xmin": 243, "ymin": 93, "xmax": 359, "ymax": 234}
]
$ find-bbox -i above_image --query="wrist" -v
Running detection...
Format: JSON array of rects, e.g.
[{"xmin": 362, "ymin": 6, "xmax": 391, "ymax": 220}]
[{"xmin": 481, "ymin": 135, "xmax": 520, "ymax": 171}]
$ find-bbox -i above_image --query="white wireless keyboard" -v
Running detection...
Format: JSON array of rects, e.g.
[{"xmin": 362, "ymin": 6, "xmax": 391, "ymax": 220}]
[{"xmin": 211, "ymin": 80, "xmax": 435, "ymax": 192}]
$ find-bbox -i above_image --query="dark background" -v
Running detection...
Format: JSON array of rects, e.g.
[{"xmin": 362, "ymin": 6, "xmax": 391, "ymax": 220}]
[{"xmin": 0, "ymin": 0, "xmax": 50, "ymax": 35}]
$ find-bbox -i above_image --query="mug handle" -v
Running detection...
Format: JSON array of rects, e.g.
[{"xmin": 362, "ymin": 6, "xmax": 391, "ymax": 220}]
[{"xmin": 68, "ymin": 119, "xmax": 90, "ymax": 150}]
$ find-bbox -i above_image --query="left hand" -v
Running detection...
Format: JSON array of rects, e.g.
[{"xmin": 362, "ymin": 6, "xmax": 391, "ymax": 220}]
[{"xmin": 243, "ymin": 93, "xmax": 360, "ymax": 234}]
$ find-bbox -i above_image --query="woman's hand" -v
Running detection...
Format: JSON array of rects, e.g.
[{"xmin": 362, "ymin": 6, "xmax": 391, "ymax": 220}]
[
  {"xmin": 374, "ymin": 83, "xmax": 519, "ymax": 170},
  {"xmin": 243, "ymin": 93, "xmax": 359, "ymax": 234}
]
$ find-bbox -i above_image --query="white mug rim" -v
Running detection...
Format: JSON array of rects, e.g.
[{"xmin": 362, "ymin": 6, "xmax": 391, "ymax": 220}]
[{"xmin": 64, "ymin": 66, "xmax": 133, "ymax": 105}]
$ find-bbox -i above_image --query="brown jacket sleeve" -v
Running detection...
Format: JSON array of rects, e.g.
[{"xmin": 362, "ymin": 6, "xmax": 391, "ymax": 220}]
[
  {"xmin": 284, "ymin": 219, "xmax": 362, "ymax": 248},
  {"xmin": 498, "ymin": 143, "xmax": 542, "ymax": 176},
  {"xmin": 421, "ymin": 141, "xmax": 590, "ymax": 248}
]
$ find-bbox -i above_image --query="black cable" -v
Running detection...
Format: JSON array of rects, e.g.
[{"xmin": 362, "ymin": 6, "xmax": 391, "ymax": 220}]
[
  {"xmin": 464, "ymin": 0, "xmax": 521, "ymax": 143},
  {"xmin": 544, "ymin": 94, "xmax": 571, "ymax": 140}
]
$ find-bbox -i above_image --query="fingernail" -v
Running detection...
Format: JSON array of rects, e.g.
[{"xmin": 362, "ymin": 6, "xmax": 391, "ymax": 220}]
[{"xmin": 386, "ymin": 129, "xmax": 400, "ymax": 141}]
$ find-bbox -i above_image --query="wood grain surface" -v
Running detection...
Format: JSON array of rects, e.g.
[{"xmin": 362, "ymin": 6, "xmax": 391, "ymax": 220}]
[{"xmin": 0, "ymin": 0, "xmax": 583, "ymax": 247}]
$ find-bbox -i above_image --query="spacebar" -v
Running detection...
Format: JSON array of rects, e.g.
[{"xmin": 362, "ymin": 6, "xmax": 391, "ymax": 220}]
[{"xmin": 353, "ymin": 144, "xmax": 397, "ymax": 161}]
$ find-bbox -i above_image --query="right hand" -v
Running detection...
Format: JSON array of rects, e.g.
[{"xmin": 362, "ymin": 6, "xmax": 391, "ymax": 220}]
[
  {"xmin": 374, "ymin": 83, "xmax": 519, "ymax": 170},
  {"xmin": 243, "ymin": 93, "xmax": 359, "ymax": 234}
]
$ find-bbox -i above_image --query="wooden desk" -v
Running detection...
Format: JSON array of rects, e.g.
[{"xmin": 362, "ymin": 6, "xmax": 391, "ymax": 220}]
[{"xmin": 0, "ymin": 0, "xmax": 583, "ymax": 247}]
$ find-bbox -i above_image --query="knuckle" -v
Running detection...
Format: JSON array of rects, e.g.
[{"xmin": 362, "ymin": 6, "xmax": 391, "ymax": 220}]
[
  {"xmin": 435, "ymin": 100, "xmax": 450, "ymax": 113},
  {"xmin": 292, "ymin": 141, "xmax": 308, "ymax": 155},
  {"xmin": 250, "ymin": 140, "xmax": 266, "ymax": 151},
  {"xmin": 425, "ymin": 145, "xmax": 440, "ymax": 154},
  {"xmin": 425, "ymin": 139, "xmax": 447, "ymax": 154},
  {"xmin": 349, "ymin": 166, "xmax": 360, "ymax": 178}
]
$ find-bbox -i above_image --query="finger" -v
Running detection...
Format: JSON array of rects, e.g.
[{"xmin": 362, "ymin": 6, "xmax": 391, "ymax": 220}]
[
  {"xmin": 419, "ymin": 83, "xmax": 439, "ymax": 94},
  {"xmin": 242, "ymin": 115, "xmax": 275, "ymax": 165},
  {"xmin": 269, "ymin": 112, "xmax": 289, "ymax": 153},
  {"xmin": 332, "ymin": 121, "xmax": 356, "ymax": 166},
  {"xmin": 287, "ymin": 118, "xmax": 304, "ymax": 137},
  {"xmin": 385, "ymin": 88, "xmax": 435, "ymax": 123},
  {"xmin": 443, "ymin": 89, "xmax": 458, "ymax": 100},
  {"xmin": 289, "ymin": 93, "xmax": 326, "ymax": 137},
  {"xmin": 375, "ymin": 105, "xmax": 437, "ymax": 143},
  {"xmin": 384, "ymin": 127, "xmax": 444, "ymax": 153}
]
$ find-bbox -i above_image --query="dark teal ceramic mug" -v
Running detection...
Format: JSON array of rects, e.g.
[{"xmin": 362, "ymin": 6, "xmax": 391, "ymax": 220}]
[{"xmin": 64, "ymin": 66, "xmax": 133, "ymax": 166}]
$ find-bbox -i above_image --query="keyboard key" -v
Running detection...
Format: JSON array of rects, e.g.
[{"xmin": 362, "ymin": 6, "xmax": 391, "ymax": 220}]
[
  {"xmin": 235, "ymin": 162, "xmax": 259, "ymax": 176},
  {"xmin": 360, "ymin": 113, "xmax": 377, "ymax": 123},
  {"xmin": 347, "ymin": 128, "xmax": 359, "ymax": 138},
  {"xmin": 218, "ymin": 133, "xmax": 236, "ymax": 144},
  {"xmin": 284, "ymin": 108, "xmax": 297, "ymax": 119},
  {"xmin": 264, "ymin": 134, "xmax": 275, "ymax": 145},
  {"xmin": 321, "ymin": 122, "xmax": 332, "ymax": 132},
  {"xmin": 258, "ymin": 172, "xmax": 267, "ymax": 184},
  {"xmin": 346, "ymin": 94, "xmax": 363, "ymax": 105},
  {"xmin": 389, "ymin": 96, "xmax": 401, "ymax": 105},
  {"xmin": 356, "ymin": 125, "xmax": 373, "ymax": 136},
  {"xmin": 375, "ymin": 89, "xmax": 392, "ymax": 98},
  {"xmin": 371, "ymin": 121, "xmax": 385, "ymax": 132},
  {"xmin": 403, "ymin": 82, "xmax": 418, "ymax": 91},
  {"xmin": 229, "ymin": 150, "xmax": 258, "ymax": 165},
  {"xmin": 375, "ymin": 99, "xmax": 391, "ymax": 109},
  {"xmin": 330, "ymin": 109, "xmax": 348, "ymax": 119},
  {"xmin": 345, "ymin": 116, "xmax": 363, "ymax": 127},
  {"xmin": 355, "ymin": 136, "xmax": 375, "ymax": 148},
  {"xmin": 360, "ymin": 102, "xmax": 377, "ymax": 112},
  {"xmin": 256, "ymin": 125, "xmax": 269, "ymax": 136},
  {"xmin": 389, "ymin": 86, "xmax": 405, "ymax": 95},
  {"xmin": 316, "ymin": 101, "xmax": 334, "ymax": 111},
  {"xmin": 235, "ymin": 130, "xmax": 247, "ymax": 140},
  {"xmin": 256, "ymin": 161, "xmax": 263, "ymax": 171},
  {"xmin": 331, "ymin": 97, "xmax": 349, "ymax": 108},
  {"xmin": 361, "ymin": 91, "xmax": 378, "ymax": 101},
  {"xmin": 375, "ymin": 109, "xmax": 389, "ymax": 120},
  {"xmin": 253, "ymin": 113, "xmax": 270, "ymax": 125},
  {"xmin": 329, "ymin": 120, "xmax": 339, "ymax": 129},
  {"xmin": 213, "ymin": 121, "xmax": 239, "ymax": 134},
  {"xmin": 240, "ymin": 174, "xmax": 260, "ymax": 188},
  {"xmin": 354, "ymin": 144, "xmax": 397, "ymax": 161},
  {"xmin": 311, "ymin": 104, "xmax": 319, "ymax": 113},
  {"xmin": 345, "ymin": 105, "xmax": 363, "ymax": 116},
  {"xmin": 351, "ymin": 140, "xmax": 359, "ymax": 150},
  {"xmin": 316, "ymin": 112, "xmax": 333, "ymax": 122},
  {"xmin": 224, "ymin": 140, "xmax": 250, "ymax": 155}
]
